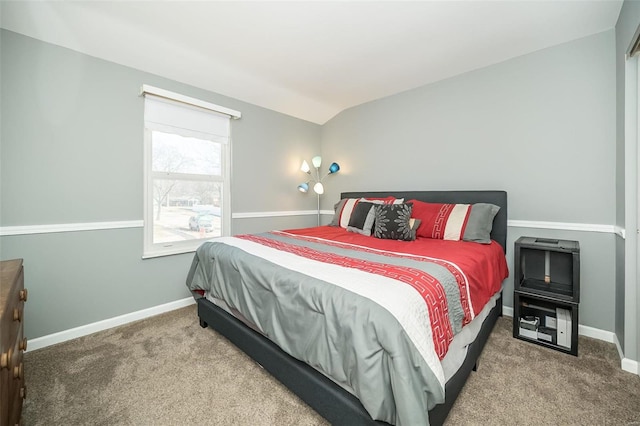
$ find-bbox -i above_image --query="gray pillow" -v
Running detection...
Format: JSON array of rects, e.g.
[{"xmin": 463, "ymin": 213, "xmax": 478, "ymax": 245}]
[
  {"xmin": 462, "ymin": 203, "xmax": 500, "ymax": 244},
  {"xmin": 346, "ymin": 202, "xmax": 376, "ymax": 236},
  {"xmin": 329, "ymin": 199, "xmax": 352, "ymax": 227}
]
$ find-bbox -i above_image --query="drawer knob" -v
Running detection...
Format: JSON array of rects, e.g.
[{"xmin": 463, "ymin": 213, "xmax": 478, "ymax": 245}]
[
  {"xmin": 19, "ymin": 337, "xmax": 28, "ymax": 351},
  {"xmin": 13, "ymin": 362, "xmax": 23, "ymax": 379},
  {"xmin": 20, "ymin": 385, "xmax": 27, "ymax": 399},
  {"xmin": 19, "ymin": 288, "xmax": 28, "ymax": 302},
  {"xmin": 0, "ymin": 352, "xmax": 8, "ymax": 369},
  {"xmin": 13, "ymin": 308, "xmax": 22, "ymax": 322}
]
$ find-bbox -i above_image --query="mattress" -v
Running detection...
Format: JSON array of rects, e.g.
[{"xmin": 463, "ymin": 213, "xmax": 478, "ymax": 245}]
[{"xmin": 186, "ymin": 226, "xmax": 508, "ymax": 425}]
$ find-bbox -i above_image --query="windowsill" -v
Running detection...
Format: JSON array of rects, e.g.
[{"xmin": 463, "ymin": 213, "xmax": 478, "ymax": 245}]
[
  {"xmin": 143, "ymin": 233, "xmax": 227, "ymax": 259},
  {"xmin": 142, "ymin": 245, "xmax": 200, "ymax": 259}
]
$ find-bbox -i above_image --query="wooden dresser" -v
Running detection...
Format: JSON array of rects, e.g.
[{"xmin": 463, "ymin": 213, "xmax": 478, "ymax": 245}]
[{"xmin": 0, "ymin": 259, "xmax": 27, "ymax": 426}]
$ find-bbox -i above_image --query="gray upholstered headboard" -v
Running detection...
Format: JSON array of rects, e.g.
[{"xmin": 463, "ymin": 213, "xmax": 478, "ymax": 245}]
[{"xmin": 340, "ymin": 190, "xmax": 508, "ymax": 253}]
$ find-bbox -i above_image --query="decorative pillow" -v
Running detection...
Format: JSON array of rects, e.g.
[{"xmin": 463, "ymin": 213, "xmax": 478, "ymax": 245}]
[
  {"xmin": 330, "ymin": 197, "xmax": 403, "ymax": 228},
  {"xmin": 362, "ymin": 196, "xmax": 401, "ymax": 204},
  {"xmin": 461, "ymin": 203, "xmax": 500, "ymax": 243},
  {"xmin": 409, "ymin": 199, "xmax": 500, "ymax": 244},
  {"xmin": 329, "ymin": 198, "xmax": 356, "ymax": 227},
  {"xmin": 409, "ymin": 218, "xmax": 422, "ymax": 234},
  {"xmin": 373, "ymin": 203, "xmax": 416, "ymax": 241},
  {"xmin": 346, "ymin": 202, "xmax": 376, "ymax": 236}
]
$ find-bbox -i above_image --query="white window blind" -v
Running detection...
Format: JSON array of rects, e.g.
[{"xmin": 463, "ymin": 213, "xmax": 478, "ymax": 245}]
[
  {"xmin": 140, "ymin": 84, "xmax": 241, "ymax": 119},
  {"xmin": 141, "ymin": 86, "xmax": 239, "ymax": 258},
  {"xmin": 144, "ymin": 94, "xmax": 230, "ymax": 143}
]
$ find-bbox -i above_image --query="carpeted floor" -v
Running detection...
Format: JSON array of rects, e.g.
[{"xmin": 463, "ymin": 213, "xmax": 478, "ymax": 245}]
[{"xmin": 23, "ymin": 305, "xmax": 640, "ymax": 425}]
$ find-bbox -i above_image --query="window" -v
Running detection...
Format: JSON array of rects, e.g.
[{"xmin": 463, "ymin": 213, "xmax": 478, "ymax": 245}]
[{"xmin": 141, "ymin": 85, "xmax": 240, "ymax": 258}]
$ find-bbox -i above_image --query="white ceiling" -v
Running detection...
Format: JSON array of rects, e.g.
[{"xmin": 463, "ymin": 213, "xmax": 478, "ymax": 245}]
[{"xmin": 1, "ymin": 1, "xmax": 623, "ymax": 124}]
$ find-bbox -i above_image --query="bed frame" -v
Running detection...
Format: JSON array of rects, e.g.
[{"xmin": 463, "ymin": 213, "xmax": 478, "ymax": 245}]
[{"xmin": 197, "ymin": 190, "xmax": 507, "ymax": 425}]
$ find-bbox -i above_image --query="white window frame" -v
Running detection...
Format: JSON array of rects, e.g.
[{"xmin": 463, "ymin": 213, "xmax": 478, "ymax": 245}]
[{"xmin": 141, "ymin": 85, "xmax": 240, "ymax": 259}]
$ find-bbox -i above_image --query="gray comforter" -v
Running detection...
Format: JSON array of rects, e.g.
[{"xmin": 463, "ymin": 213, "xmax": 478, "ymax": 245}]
[{"xmin": 186, "ymin": 231, "xmax": 470, "ymax": 425}]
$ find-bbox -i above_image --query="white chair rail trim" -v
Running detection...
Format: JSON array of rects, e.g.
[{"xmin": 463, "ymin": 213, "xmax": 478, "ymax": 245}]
[
  {"xmin": 0, "ymin": 220, "xmax": 144, "ymax": 236},
  {"xmin": 0, "ymin": 217, "xmax": 624, "ymax": 237},
  {"xmin": 232, "ymin": 210, "xmax": 325, "ymax": 219},
  {"xmin": 508, "ymin": 220, "xmax": 618, "ymax": 235}
]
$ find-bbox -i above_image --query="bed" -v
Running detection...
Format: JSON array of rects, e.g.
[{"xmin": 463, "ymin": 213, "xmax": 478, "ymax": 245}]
[{"xmin": 187, "ymin": 190, "xmax": 508, "ymax": 425}]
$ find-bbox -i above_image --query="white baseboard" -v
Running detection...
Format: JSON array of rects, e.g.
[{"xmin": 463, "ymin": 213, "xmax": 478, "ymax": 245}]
[
  {"xmin": 614, "ymin": 333, "xmax": 625, "ymax": 359},
  {"xmin": 503, "ymin": 306, "xmax": 514, "ymax": 317},
  {"xmin": 505, "ymin": 305, "xmax": 640, "ymax": 374},
  {"xmin": 621, "ymin": 357, "xmax": 640, "ymax": 375},
  {"xmin": 27, "ymin": 297, "xmax": 196, "ymax": 352},
  {"xmin": 577, "ymin": 324, "xmax": 616, "ymax": 343},
  {"xmin": 614, "ymin": 334, "xmax": 640, "ymax": 375}
]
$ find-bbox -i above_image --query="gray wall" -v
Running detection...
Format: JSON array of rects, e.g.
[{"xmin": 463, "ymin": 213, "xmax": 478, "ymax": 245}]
[
  {"xmin": 322, "ymin": 31, "xmax": 617, "ymax": 332},
  {"xmin": 0, "ymin": 27, "xmax": 626, "ymax": 344},
  {"xmin": 616, "ymin": 0, "xmax": 640, "ymax": 363},
  {"xmin": 0, "ymin": 30, "xmax": 321, "ymax": 339}
]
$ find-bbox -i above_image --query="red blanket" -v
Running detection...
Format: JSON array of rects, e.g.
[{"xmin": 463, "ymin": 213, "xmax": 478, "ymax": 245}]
[{"xmin": 283, "ymin": 226, "xmax": 509, "ymax": 326}]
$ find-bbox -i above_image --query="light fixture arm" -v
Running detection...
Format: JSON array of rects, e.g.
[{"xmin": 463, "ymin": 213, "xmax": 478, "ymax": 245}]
[
  {"xmin": 316, "ymin": 192, "xmax": 321, "ymax": 227},
  {"xmin": 297, "ymin": 156, "xmax": 340, "ymax": 227}
]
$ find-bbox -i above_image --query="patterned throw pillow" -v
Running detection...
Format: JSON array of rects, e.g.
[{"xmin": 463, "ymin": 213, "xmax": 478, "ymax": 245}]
[
  {"xmin": 346, "ymin": 202, "xmax": 376, "ymax": 236},
  {"xmin": 330, "ymin": 197, "xmax": 403, "ymax": 228},
  {"xmin": 408, "ymin": 199, "xmax": 500, "ymax": 244},
  {"xmin": 373, "ymin": 203, "xmax": 416, "ymax": 241}
]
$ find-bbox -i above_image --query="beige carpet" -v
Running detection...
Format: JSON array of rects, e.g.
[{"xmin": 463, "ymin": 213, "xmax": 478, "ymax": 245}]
[{"xmin": 23, "ymin": 305, "xmax": 640, "ymax": 425}]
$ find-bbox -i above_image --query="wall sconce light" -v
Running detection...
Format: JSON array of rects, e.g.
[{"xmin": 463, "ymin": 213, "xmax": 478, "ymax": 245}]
[{"xmin": 298, "ymin": 156, "xmax": 340, "ymax": 226}]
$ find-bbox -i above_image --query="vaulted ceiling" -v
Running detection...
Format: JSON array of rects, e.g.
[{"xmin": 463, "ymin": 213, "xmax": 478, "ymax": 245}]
[{"xmin": 1, "ymin": 1, "xmax": 623, "ymax": 124}]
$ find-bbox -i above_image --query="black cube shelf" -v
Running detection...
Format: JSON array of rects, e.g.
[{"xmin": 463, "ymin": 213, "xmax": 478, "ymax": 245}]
[{"xmin": 513, "ymin": 237, "xmax": 580, "ymax": 356}]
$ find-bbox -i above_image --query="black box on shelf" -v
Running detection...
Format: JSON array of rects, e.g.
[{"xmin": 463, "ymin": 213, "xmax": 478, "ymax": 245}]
[
  {"xmin": 518, "ymin": 316, "xmax": 539, "ymax": 339},
  {"xmin": 537, "ymin": 326, "xmax": 556, "ymax": 344},
  {"xmin": 519, "ymin": 316, "xmax": 539, "ymax": 330}
]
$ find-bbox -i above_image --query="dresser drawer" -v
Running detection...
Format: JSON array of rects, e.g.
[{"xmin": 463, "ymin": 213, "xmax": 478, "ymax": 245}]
[
  {"xmin": 1, "ymin": 267, "xmax": 25, "ymax": 346},
  {"xmin": 3, "ymin": 303, "xmax": 24, "ymax": 353},
  {"xmin": 0, "ymin": 330, "xmax": 26, "ymax": 426},
  {"xmin": 7, "ymin": 328, "xmax": 25, "ymax": 426},
  {"xmin": 1, "ymin": 259, "xmax": 26, "ymax": 426},
  {"xmin": 9, "ymin": 331, "xmax": 26, "ymax": 425}
]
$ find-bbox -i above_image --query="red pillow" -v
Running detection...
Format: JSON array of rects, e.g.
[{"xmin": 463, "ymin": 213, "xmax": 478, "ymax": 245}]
[{"xmin": 409, "ymin": 199, "xmax": 471, "ymax": 240}]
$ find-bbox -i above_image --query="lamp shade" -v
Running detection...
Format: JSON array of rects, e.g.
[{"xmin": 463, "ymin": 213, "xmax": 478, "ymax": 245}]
[
  {"xmin": 312, "ymin": 156, "xmax": 322, "ymax": 168},
  {"xmin": 328, "ymin": 162, "xmax": 340, "ymax": 174},
  {"xmin": 300, "ymin": 160, "xmax": 310, "ymax": 174},
  {"xmin": 313, "ymin": 182, "xmax": 324, "ymax": 194},
  {"xmin": 298, "ymin": 182, "xmax": 309, "ymax": 193}
]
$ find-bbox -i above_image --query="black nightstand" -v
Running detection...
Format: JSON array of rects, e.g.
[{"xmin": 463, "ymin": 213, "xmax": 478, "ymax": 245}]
[{"xmin": 513, "ymin": 237, "xmax": 580, "ymax": 356}]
